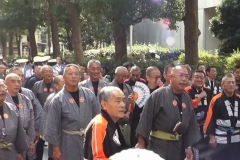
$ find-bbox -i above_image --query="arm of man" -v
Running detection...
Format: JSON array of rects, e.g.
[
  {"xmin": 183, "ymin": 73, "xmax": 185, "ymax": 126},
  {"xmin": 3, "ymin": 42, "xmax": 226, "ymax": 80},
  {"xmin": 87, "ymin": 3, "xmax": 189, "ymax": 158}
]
[
  {"xmin": 92, "ymin": 119, "xmax": 109, "ymax": 160},
  {"xmin": 31, "ymin": 92, "xmax": 43, "ymax": 131},
  {"xmin": 204, "ymin": 95, "xmax": 219, "ymax": 148}
]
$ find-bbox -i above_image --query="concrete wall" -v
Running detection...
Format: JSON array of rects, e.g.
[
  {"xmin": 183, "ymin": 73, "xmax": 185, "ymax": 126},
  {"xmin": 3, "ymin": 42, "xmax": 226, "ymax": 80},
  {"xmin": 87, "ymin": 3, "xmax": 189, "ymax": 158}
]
[{"xmin": 133, "ymin": 0, "xmax": 222, "ymax": 51}]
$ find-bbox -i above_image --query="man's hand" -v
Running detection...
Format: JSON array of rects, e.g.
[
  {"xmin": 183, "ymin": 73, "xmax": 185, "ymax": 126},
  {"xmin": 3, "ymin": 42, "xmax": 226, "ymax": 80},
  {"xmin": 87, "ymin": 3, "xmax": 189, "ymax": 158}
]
[
  {"xmin": 156, "ymin": 79, "xmax": 164, "ymax": 87},
  {"xmin": 53, "ymin": 146, "xmax": 62, "ymax": 160},
  {"xmin": 198, "ymin": 91, "xmax": 207, "ymax": 100},
  {"xmin": 17, "ymin": 154, "xmax": 23, "ymax": 160},
  {"xmin": 29, "ymin": 143, "xmax": 35, "ymax": 155},
  {"xmin": 135, "ymin": 142, "xmax": 145, "ymax": 149},
  {"xmin": 34, "ymin": 130, "xmax": 40, "ymax": 144},
  {"xmin": 128, "ymin": 93, "xmax": 135, "ymax": 105},
  {"xmin": 135, "ymin": 136, "xmax": 146, "ymax": 149},
  {"xmin": 209, "ymin": 135, "xmax": 217, "ymax": 148},
  {"xmin": 184, "ymin": 147, "xmax": 193, "ymax": 160},
  {"xmin": 123, "ymin": 111, "xmax": 130, "ymax": 122}
]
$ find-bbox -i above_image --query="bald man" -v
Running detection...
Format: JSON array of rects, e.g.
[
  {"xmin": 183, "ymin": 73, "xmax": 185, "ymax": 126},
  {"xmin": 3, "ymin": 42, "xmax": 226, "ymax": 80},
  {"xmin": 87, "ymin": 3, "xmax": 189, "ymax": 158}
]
[
  {"xmin": 146, "ymin": 66, "xmax": 163, "ymax": 92},
  {"xmin": 109, "ymin": 66, "xmax": 133, "ymax": 145},
  {"xmin": 109, "ymin": 66, "xmax": 133, "ymax": 112},
  {"xmin": 32, "ymin": 65, "xmax": 54, "ymax": 160},
  {"xmin": 7, "ymin": 67, "xmax": 43, "ymax": 146},
  {"xmin": 124, "ymin": 66, "xmax": 146, "ymax": 86},
  {"xmin": 0, "ymin": 79, "xmax": 28, "ymax": 160},
  {"xmin": 40, "ymin": 75, "xmax": 64, "ymax": 160},
  {"xmin": 136, "ymin": 65, "xmax": 201, "ymax": 160},
  {"xmin": 4, "ymin": 73, "xmax": 35, "ymax": 160}
]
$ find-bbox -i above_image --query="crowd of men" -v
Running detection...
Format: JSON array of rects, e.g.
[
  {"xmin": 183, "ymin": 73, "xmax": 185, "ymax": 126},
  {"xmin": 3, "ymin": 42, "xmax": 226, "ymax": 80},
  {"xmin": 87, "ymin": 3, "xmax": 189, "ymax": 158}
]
[{"xmin": 0, "ymin": 55, "xmax": 240, "ymax": 160}]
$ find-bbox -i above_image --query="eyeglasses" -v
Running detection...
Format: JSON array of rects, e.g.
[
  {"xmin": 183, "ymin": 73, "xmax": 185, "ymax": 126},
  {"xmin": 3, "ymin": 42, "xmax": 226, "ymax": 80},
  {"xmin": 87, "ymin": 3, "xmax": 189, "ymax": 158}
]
[
  {"xmin": 0, "ymin": 84, "xmax": 7, "ymax": 90},
  {"xmin": 193, "ymin": 76, "xmax": 205, "ymax": 81}
]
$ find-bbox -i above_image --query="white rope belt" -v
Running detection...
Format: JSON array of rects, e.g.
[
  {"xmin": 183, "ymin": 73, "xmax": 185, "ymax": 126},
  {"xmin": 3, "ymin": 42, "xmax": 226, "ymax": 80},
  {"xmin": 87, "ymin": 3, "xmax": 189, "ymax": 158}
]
[{"xmin": 62, "ymin": 128, "xmax": 85, "ymax": 136}]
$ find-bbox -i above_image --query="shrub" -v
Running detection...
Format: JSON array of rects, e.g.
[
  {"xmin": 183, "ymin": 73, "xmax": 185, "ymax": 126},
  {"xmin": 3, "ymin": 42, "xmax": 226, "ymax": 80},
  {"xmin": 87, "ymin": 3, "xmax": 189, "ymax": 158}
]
[{"xmin": 225, "ymin": 49, "xmax": 240, "ymax": 72}]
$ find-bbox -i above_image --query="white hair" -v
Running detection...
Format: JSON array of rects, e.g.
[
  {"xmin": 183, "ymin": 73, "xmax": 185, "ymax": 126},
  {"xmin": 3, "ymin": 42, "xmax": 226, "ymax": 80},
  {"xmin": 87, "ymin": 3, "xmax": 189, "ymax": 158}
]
[
  {"xmin": 109, "ymin": 149, "xmax": 164, "ymax": 160},
  {"xmin": 99, "ymin": 86, "xmax": 123, "ymax": 103},
  {"xmin": 222, "ymin": 73, "xmax": 235, "ymax": 83},
  {"xmin": 40, "ymin": 65, "xmax": 53, "ymax": 73},
  {"xmin": 87, "ymin": 59, "xmax": 101, "ymax": 68}
]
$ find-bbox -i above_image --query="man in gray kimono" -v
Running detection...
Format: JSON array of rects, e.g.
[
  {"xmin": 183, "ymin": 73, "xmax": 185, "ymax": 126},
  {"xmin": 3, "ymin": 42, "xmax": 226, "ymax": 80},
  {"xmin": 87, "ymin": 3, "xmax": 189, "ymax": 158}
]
[
  {"xmin": 44, "ymin": 64, "xmax": 100, "ymax": 160},
  {"xmin": 136, "ymin": 65, "xmax": 201, "ymax": 160},
  {"xmin": 79, "ymin": 59, "xmax": 108, "ymax": 98},
  {"xmin": 0, "ymin": 79, "xmax": 28, "ymax": 160},
  {"xmin": 32, "ymin": 65, "xmax": 54, "ymax": 160},
  {"xmin": 40, "ymin": 75, "xmax": 64, "ymax": 160},
  {"xmin": 109, "ymin": 66, "xmax": 133, "ymax": 145},
  {"xmin": 7, "ymin": 67, "xmax": 43, "ymax": 143},
  {"xmin": 4, "ymin": 73, "xmax": 35, "ymax": 159}
]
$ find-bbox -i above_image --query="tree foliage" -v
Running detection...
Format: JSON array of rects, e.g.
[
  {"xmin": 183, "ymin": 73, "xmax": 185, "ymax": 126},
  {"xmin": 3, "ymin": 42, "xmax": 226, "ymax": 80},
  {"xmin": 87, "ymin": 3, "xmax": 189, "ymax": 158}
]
[
  {"xmin": 81, "ymin": 0, "xmax": 184, "ymax": 60},
  {"xmin": 209, "ymin": 0, "xmax": 240, "ymax": 55},
  {"xmin": 83, "ymin": 0, "xmax": 184, "ymax": 29}
]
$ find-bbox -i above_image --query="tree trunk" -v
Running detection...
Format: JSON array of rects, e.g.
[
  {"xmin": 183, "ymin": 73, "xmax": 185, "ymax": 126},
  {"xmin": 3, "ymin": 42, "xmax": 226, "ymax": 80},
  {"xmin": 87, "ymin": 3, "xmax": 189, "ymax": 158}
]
[
  {"xmin": 114, "ymin": 25, "xmax": 127, "ymax": 63},
  {"xmin": 183, "ymin": 0, "xmax": 200, "ymax": 65},
  {"xmin": 28, "ymin": 26, "xmax": 38, "ymax": 59},
  {"xmin": 8, "ymin": 33, "xmax": 14, "ymax": 56},
  {"xmin": 0, "ymin": 35, "xmax": 7, "ymax": 58},
  {"xmin": 64, "ymin": 0, "xmax": 83, "ymax": 64},
  {"xmin": 16, "ymin": 35, "xmax": 21, "ymax": 57},
  {"xmin": 48, "ymin": 0, "xmax": 60, "ymax": 58},
  {"xmin": 65, "ymin": 26, "xmax": 73, "ymax": 51}
]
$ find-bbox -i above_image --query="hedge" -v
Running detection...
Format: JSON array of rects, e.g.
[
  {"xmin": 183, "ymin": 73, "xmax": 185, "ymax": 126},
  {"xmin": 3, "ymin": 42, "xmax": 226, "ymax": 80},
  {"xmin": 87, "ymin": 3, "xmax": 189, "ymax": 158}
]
[{"xmin": 4, "ymin": 44, "xmax": 240, "ymax": 79}]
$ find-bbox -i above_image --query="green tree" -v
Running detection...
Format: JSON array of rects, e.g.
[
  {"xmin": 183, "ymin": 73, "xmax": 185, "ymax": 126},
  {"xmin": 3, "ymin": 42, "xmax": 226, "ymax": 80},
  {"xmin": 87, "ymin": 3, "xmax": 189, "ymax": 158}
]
[
  {"xmin": 83, "ymin": 0, "xmax": 184, "ymax": 62},
  {"xmin": 209, "ymin": 0, "xmax": 240, "ymax": 56},
  {"xmin": 1, "ymin": 0, "xmax": 46, "ymax": 58}
]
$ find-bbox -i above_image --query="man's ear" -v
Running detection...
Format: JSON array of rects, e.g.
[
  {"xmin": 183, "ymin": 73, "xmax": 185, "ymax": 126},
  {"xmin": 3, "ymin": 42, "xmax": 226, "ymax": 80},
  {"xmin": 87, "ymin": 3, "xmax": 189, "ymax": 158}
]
[{"xmin": 101, "ymin": 100, "xmax": 107, "ymax": 110}]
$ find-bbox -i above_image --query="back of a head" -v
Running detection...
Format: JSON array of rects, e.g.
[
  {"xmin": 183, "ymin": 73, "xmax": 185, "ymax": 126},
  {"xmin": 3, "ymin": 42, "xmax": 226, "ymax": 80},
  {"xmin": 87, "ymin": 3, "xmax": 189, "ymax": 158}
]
[{"xmin": 109, "ymin": 149, "xmax": 164, "ymax": 160}]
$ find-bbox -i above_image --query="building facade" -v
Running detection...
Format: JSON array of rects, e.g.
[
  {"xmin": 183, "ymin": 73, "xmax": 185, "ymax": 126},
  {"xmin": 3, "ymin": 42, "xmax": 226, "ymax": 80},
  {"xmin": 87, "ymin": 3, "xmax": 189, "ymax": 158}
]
[{"xmin": 133, "ymin": 0, "xmax": 222, "ymax": 51}]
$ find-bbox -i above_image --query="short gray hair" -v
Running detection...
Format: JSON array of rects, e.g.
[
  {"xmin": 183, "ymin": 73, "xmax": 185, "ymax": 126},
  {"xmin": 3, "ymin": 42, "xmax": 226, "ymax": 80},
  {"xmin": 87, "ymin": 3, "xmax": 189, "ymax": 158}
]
[
  {"xmin": 222, "ymin": 73, "xmax": 235, "ymax": 82},
  {"xmin": 87, "ymin": 59, "xmax": 101, "ymax": 68},
  {"xmin": 99, "ymin": 86, "xmax": 122, "ymax": 103},
  {"xmin": 7, "ymin": 67, "xmax": 22, "ymax": 75},
  {"xmin": 41, "ymin": 65, "xmax": 53, "ymax": 73},
  {"xmin": 63, "ymin": 64, "xmax": 80, "ymax": 76}
]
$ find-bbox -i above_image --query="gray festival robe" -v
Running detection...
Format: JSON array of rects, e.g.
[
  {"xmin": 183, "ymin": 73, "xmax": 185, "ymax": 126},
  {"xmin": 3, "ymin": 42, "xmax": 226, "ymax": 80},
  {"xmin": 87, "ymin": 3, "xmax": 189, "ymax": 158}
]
[
  {"xmin": 32, "ymin": 79, "xmax": 54, "ymax": 106},
  {"xmin": 109, "ymin": 79, "xmax": 133, "ymax": 145},
  {"xmin": 44, "ymin": 86, "xmax": 100, "ymax": 160},
  {"xmin": 5, "ymin": 92, "xmax": 35, "ymax": 159},
  {"xmin": 21, "ymin": 87, "xmax": 43, "ymax": 131},
  {"xmin": 0, "ymin": 102, "xmax": 28, "ymax": 160},
  {"xmin": 52, "ymin": 64, "xmax": 65, "ymax": 75},
  {"xmin": 79, "ymin": 78, "xmax": 109, "ymax": 97},
  {"xmin": 40, "ymin": 92, "xmax": 56, "ymax": 158},
  {"xmin": 136, "ymin": 86, "xmax": 201, "ymax": 160},
  {"xmin": 109, "ymin": 79, "xmax": 133, "ymax": 111}
]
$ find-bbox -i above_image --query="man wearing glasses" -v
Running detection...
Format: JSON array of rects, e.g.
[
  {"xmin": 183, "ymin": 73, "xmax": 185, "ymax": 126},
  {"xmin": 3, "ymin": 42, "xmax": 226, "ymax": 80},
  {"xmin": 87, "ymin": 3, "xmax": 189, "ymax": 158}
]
[
  {"xmin": 146, "ymin": 66, "xmax": 163, "ymax": 92},
  {"xmin": 185, "ymin": 70, "xmax": 213, "ymax": 159},
  {"xmin": 136, "ymin": 65, "xmax": 200, "ymax": 160}
]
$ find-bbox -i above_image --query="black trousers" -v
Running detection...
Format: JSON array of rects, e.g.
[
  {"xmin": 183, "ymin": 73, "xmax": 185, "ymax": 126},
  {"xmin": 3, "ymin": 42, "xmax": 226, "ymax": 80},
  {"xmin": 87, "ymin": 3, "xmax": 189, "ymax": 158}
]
[
  {"xmin": 35, "ymin": 138, "xmax": 45, "ymax": 160},
  {"xmin": 211, "ymin": 143, "xmax": 240, "ymax": 160}
]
